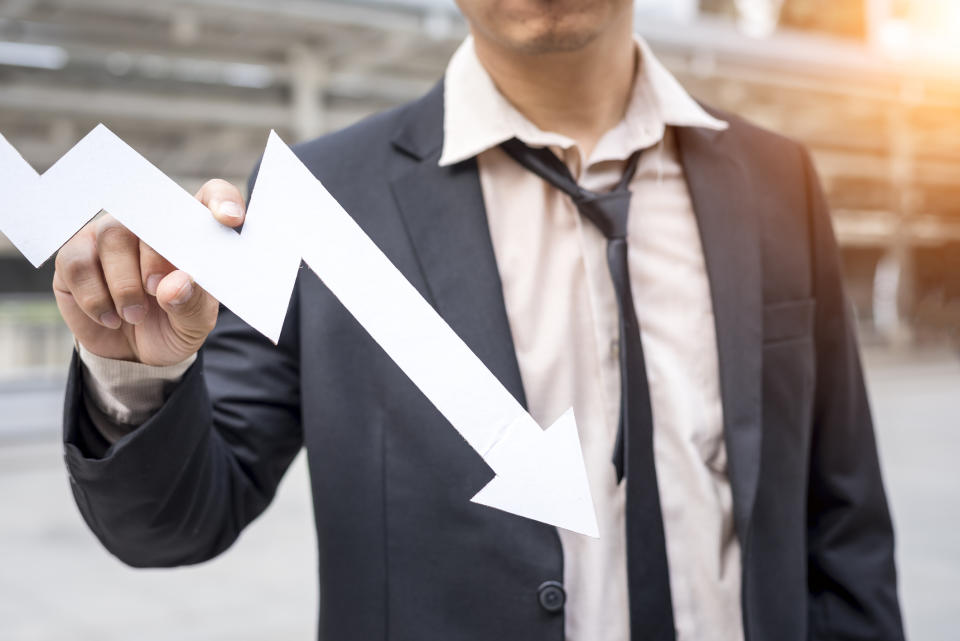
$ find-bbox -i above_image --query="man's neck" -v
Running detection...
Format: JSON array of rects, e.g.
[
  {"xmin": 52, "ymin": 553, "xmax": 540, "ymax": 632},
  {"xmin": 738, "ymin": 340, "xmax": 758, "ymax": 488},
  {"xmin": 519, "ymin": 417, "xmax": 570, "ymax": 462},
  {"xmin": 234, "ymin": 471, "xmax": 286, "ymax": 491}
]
[{"xmin": 471, "ymin": 20, "xmax": 637, "ymax": 159}]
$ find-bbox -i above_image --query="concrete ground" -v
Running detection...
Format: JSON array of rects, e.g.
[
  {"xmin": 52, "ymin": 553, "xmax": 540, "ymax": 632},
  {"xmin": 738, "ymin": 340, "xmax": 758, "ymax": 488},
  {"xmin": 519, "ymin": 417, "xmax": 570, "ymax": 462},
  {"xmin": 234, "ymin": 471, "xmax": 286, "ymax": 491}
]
[
  {"xmin": 862, "ymin": 348, "xmax": 960, "ymax": 640},
  {"xmin": 0, "ymin": 346, "xmax": 957, "ymax": 640}
]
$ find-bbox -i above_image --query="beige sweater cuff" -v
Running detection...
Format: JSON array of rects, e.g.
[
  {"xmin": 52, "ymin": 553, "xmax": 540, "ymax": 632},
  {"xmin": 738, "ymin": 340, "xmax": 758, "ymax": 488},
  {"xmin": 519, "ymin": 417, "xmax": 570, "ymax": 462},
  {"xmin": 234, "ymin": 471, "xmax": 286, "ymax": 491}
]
[{"xmin": 77, "ymin": 343, "xmax": 197, "ymax": 442}]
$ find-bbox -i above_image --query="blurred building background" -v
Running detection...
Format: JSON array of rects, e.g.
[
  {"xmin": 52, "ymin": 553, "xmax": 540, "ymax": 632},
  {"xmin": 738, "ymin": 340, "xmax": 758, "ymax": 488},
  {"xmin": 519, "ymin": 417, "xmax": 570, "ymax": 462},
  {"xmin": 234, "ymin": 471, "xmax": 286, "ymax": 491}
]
[
  {"xmin": 1, "ymin": 0, "xmax": 959, "ymax": 375},
  {"xmin": 0, "ymin": 1, "xmax": 957, "ymax": 640}
]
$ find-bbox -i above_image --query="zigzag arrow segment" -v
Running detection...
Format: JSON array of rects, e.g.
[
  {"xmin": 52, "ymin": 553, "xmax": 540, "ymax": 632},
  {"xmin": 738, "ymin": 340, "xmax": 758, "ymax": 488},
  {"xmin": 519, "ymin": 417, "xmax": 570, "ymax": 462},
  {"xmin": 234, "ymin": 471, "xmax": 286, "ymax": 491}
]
[{"xmin": 0, "ymin": 125, "xmax": 599, "ymax": 537}]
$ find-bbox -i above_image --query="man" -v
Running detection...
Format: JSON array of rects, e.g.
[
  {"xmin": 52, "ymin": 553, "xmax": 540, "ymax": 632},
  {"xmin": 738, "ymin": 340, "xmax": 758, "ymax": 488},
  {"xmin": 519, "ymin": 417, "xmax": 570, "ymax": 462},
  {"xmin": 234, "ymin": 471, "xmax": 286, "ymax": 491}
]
[{"xmin": 54, "ymin": 1, "xmax": 904, "ymax": 640}]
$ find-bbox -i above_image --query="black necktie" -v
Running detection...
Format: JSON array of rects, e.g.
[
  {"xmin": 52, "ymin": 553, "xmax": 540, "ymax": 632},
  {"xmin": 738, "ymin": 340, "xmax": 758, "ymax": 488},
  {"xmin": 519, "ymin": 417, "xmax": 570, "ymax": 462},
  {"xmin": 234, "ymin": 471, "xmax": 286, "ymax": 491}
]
[{"xmin": 500, "ymin": 138, "xmax": 676, "ymax": 641}]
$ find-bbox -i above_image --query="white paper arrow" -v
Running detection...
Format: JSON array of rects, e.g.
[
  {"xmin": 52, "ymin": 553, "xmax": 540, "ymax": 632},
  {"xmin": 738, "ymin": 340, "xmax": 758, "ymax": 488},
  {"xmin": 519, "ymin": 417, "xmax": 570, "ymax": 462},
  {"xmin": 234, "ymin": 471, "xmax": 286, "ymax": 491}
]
[{"xmin": 0, "ymin": 125, "xmax": 599, "ymax": 537}]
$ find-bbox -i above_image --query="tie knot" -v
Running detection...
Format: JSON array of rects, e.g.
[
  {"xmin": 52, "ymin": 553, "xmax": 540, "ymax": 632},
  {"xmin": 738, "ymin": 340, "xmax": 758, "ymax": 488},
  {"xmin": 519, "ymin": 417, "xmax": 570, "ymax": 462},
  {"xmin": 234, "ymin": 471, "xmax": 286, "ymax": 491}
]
[
  {"xmin": 573, "ymin": 190, "xmax": 631, "ymax": 240},
  {"xmin": 498, "ymin": 138, "xmax": 640, "ymax": 241}
]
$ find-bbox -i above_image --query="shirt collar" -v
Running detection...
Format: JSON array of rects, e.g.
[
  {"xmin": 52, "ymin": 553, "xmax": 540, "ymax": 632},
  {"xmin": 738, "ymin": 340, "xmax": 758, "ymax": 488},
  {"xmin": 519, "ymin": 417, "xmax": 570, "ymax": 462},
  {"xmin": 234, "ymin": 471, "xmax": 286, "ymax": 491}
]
[{"xmin": 439, "ymin": 34, "xmax": 727, "ymax": 168}]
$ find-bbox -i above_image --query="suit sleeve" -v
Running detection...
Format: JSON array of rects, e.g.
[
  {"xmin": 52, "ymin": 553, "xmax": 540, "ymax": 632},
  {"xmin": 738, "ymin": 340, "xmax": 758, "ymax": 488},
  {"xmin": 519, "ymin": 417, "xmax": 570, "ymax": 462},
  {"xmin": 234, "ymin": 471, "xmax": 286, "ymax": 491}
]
[
  {"xmin": 63, "ymin": 271, "xmax": 303, "ymax": 568},
  {"xmin": 77, "ymin": 344, "xmax": 196, "ymax": 442},
  {"xmin": 802, "ymin": 147, "xmax": 905, "ymax": 640}
]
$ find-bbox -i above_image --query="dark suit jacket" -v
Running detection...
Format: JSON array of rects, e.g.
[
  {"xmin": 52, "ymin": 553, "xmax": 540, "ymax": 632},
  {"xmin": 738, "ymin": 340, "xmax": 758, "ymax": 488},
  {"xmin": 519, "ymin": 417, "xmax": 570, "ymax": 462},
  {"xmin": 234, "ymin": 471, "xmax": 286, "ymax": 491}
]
[{"xmin": 63, "ymin": 82, "xmax": 904, "ymax": 641}]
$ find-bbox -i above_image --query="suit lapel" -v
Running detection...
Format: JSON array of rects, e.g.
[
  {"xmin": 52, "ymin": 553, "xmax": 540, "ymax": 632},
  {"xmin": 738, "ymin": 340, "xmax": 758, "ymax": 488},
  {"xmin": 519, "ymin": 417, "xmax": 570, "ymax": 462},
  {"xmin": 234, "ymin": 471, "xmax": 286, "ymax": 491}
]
[
  {"xmin": 388, "ymin": 84, "xmax": 528, "ymax": 409},
  {"xmin": 676, "ymin": 125, "xmax": 763, "ymax": 545}
]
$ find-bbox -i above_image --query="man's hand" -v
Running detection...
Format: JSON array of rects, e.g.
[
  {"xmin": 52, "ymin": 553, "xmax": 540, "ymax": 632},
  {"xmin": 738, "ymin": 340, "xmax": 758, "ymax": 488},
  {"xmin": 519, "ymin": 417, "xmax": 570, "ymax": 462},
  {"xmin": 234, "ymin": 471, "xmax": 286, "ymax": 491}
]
[{"xmin": 53, "ymin": 179, "xmax": 246, "ymax": 366}]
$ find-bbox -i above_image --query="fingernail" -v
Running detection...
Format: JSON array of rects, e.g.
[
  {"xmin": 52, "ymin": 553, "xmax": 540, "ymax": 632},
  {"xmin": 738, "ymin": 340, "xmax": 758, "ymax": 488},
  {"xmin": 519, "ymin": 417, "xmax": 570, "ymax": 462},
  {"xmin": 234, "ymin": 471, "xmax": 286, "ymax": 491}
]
[
  {"xmin": 122, "ymin": 304, "xmax": 146, "ymax": 325},
  {"xmin": 145, "ymin": 274, "xmax": 162, "ymax": 296},
  {"xmin": 99, "ymin": 311, "xmax": 122, "ymax": 329},
  {"xmin": 217, "ymin": 201, "xmax": 243, "ymax": 219},
  {"xmin": 170, "ymin": 280, "xmax": 194, "ymax": 306}
]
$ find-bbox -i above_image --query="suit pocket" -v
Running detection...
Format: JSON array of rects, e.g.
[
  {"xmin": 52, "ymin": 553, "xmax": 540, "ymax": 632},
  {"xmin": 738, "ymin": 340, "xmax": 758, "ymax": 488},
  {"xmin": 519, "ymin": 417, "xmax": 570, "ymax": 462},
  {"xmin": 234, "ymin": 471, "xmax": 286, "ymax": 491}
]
[{"xmin": 763, "ymin": 298, "xmax": 816, "ymax": 345}]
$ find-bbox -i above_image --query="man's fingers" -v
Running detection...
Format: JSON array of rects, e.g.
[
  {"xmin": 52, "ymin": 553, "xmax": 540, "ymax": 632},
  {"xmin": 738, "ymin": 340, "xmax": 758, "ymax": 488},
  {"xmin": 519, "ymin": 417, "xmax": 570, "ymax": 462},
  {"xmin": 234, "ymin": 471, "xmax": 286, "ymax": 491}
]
[
  {"xmin": 140, "ymin": 240, "xmax": 175, "ymax": 296},
  {"xmin": 195, "ymin": 178, "xmax": 246, "ymax": 228},
  {"xmin": 54, "ymin": 227, "xmax": 121, "ymax": 329},
  {"xmin": 96, "ymin": 216, "xmax": 147, "ymax": 325},
  {"xmin": 155, "ymin": 270, "xmax": 218, "ymax": 340}
]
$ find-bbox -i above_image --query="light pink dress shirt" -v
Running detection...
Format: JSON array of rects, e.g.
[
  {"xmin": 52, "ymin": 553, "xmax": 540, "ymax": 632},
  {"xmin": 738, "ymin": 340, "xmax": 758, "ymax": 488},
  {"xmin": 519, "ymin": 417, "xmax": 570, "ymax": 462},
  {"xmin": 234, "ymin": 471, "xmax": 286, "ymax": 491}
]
[{"xmin": 80, "ymin": 35, "xmax": 745, "ymax": 641}]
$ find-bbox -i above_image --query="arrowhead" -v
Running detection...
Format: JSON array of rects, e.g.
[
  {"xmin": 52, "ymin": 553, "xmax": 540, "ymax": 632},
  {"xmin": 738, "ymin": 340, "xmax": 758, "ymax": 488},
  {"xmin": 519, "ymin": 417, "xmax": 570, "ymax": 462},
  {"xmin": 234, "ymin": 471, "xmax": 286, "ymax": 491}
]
[{"xmin": 471, "ymin": 408, "xmax": 599, "ymax": 538}]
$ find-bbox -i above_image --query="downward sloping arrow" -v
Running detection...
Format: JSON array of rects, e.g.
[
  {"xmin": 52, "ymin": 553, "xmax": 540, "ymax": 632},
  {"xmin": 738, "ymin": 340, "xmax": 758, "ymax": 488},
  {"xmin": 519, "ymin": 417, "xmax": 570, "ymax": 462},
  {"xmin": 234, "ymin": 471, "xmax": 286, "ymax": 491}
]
[{"xmin": 0, "ymin": 125, "xmax": 599, "ymax": 537}]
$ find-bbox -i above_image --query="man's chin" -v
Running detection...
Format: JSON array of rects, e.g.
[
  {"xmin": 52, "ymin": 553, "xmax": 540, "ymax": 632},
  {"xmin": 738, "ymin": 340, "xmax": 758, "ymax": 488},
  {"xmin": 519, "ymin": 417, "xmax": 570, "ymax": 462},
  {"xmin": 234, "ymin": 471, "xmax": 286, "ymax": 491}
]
[
  {"xmin": 493, "ymin": 15, "xmax": 610, "ymax": 55},
  {"xmin": 467, "ymin": 0, "xmax": 619, "ymax": 55},
  {"xmin": 508, "ymin": 28, "xmax": 602, "ymax": 55}
]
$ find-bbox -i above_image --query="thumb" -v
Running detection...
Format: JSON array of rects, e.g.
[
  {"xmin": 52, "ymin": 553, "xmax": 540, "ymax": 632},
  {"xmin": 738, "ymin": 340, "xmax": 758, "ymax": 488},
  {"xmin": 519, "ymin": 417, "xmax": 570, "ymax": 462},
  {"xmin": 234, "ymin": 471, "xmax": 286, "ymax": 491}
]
[{"xmin": 155, "ymin": 270, "xmax": 218, "ymax": 340}]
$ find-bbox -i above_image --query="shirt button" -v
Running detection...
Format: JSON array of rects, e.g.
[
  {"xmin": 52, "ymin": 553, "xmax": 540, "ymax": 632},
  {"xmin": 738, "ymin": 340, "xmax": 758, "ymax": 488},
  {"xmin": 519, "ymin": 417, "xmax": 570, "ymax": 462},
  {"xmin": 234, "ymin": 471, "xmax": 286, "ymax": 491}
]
[
  {"xmin": 537, "ymin": 581, "xmax": 566, "ymax": 614},
  {"xmin": 610, "ymin": 338, "xmax": 620, "ymax": 360}
]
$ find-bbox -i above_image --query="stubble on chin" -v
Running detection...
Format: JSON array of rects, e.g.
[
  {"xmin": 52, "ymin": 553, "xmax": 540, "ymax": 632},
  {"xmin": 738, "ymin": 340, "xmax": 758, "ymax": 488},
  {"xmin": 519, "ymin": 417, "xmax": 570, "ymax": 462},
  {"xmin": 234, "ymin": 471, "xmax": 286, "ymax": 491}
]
[{"xmin": 480, "ymin": 1, "xmax": 614, "ymax": 55}]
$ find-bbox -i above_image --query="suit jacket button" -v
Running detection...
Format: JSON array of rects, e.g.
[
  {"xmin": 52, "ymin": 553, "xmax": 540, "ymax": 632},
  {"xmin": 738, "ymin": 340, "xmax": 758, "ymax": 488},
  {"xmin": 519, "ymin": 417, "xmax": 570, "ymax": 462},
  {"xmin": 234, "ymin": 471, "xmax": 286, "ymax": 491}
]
[{"xmin": 537, "ymin": 581, "xmax": 566, "ymax": 614}]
